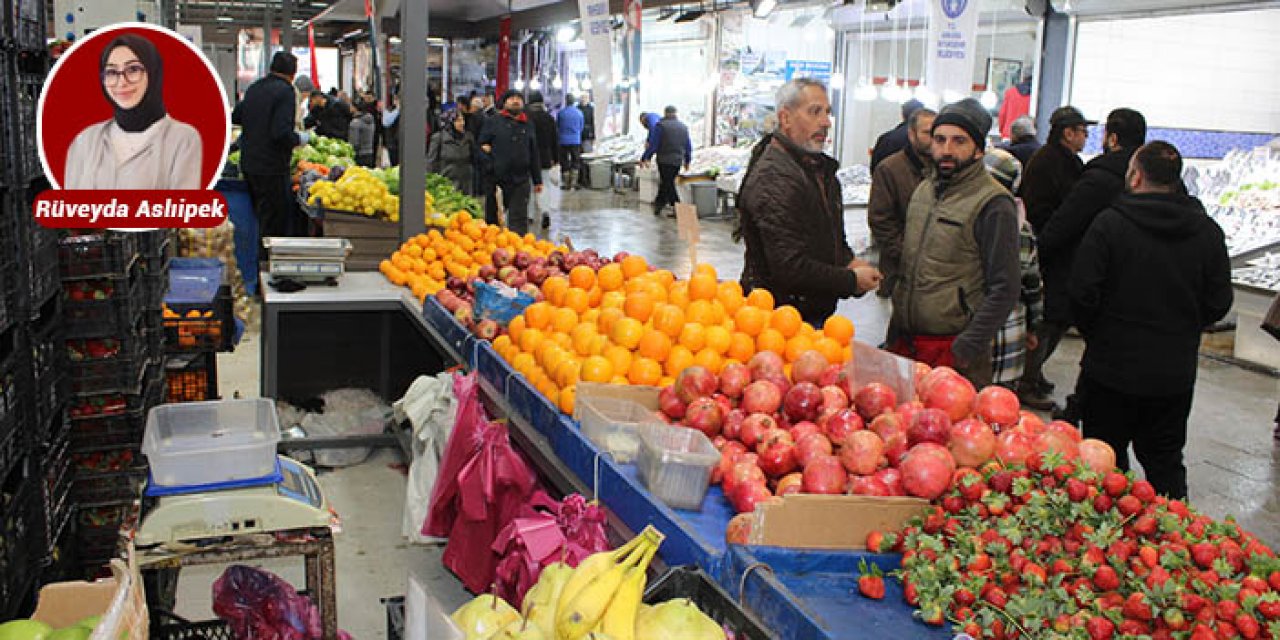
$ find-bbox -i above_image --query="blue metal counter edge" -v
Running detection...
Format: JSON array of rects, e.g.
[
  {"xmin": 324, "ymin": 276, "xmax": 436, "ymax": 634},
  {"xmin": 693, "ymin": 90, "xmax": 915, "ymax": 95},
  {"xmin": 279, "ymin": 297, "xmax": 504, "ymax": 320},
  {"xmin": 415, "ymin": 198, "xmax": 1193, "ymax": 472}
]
[{"xmin": 719, "ymin": 545, "xmax": 954, "ymax": 640}]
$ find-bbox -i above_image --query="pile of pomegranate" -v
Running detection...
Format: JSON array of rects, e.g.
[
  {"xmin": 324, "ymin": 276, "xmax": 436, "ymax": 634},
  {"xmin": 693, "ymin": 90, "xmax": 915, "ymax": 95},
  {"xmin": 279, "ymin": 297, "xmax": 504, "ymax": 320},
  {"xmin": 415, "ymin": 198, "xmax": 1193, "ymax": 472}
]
[{"xmin": 657, "ymin": 351, "xmax": 1118, "ymax": 515}]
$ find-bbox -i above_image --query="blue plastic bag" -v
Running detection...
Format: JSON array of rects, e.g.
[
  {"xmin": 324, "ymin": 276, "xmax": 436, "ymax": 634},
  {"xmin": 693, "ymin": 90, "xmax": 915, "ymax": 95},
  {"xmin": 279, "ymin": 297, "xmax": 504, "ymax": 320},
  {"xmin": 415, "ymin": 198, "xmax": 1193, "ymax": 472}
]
[{"xmin": 474, "ymin": 281, "xmax": 535, "ymax": 326}]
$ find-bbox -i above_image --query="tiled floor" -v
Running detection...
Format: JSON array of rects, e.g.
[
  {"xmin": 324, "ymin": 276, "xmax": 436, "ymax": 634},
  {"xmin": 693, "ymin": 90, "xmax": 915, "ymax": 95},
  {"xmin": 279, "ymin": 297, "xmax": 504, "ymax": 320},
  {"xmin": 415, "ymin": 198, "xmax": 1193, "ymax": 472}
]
[{"xmin": 194, "ymin": 186, "xmax": 1279, "ymax": 638}]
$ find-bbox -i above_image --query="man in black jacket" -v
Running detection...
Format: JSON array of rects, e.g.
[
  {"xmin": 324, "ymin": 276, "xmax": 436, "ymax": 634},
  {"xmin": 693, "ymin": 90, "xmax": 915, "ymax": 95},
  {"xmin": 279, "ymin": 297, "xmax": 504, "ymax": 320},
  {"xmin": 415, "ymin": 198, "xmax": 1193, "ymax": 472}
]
[
  {"xmin": 641, "ymin": 107, "xmax": 693, "ymax": 218},
  {"xmin": 1031, "ymin": 108, "xmax": 1147, "ymax": 417},
  {"xmin": 304, "ymin": 91, "xmax": 351, "ymax": 140},
  {"xmin": 998, "ymin": 116, "xmax": 1041, "ymax": 168},
  {"xmin": 739, "ymin": 79, "xmax": 881, "ymax": 326},
  {"xmin": 1070, "ymin": 142, "xmax": 1231, "ymax": 499},
  {"xmin": 869, "ymin": 99, "xmax": 924, "ymax": 172},
  {"xmin": 1013, "ymin": 106, "xmax": 1089, "ymax": 404},
  {"xmin": 478, "ymin": 90, "xmax": 542, "ymax": 235},
  {"xmin": 525, "ymin": 91, "xmax": 559, "ymax": 230},
  {"xmin": 232, "ymin": 52, "xmax": 308, "ymax": 243}
]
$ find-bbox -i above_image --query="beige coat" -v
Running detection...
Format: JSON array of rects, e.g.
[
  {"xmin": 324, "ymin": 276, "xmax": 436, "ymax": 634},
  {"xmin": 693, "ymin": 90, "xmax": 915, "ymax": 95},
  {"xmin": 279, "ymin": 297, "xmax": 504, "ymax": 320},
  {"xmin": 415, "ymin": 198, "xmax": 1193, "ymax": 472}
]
[{"xmin": 65, "ymin": 115, "xmax": 203, "ymax": 189}]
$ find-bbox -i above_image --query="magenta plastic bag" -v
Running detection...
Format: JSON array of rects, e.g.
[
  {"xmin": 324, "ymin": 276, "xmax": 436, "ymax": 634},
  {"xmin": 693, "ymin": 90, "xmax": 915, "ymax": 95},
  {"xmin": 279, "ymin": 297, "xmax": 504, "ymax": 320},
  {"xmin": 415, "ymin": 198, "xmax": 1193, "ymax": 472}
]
[
  {"xmin": 491, "ymin": 493, "xmax": 611, "ymax": 606},
  {"xmin": 212, "ymin": 565, "xmax": 322, "ymax": 640},
  {"xmin": 423, "ymin": 372, "xmax": 487, "ymax": 538}
]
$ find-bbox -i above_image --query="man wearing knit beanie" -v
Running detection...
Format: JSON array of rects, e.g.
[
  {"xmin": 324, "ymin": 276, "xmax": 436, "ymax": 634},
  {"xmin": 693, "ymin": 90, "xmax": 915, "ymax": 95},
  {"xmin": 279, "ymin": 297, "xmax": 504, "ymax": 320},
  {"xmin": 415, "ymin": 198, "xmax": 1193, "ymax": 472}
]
[{"xmin": 888, "ymin": 98, "xmax": 1021, "ymax": 388}]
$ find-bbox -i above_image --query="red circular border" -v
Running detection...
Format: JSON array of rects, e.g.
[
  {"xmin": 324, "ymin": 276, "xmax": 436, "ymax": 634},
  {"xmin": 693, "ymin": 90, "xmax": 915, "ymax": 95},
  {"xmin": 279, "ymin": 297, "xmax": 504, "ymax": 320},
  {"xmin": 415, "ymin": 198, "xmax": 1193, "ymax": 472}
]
[{"xmin": 39, "ymin": 23, "xmax": 229, "ymax": 189}]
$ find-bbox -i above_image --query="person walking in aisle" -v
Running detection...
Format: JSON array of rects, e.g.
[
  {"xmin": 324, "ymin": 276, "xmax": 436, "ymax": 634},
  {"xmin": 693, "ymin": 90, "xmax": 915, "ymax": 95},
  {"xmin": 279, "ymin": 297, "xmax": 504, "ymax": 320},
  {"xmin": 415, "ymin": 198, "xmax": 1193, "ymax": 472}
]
[
  {"xmin": 579, "ymin": 93, "xmax": 596, "ymax": 153},
  {"xmin": 232, "ymin": 52, "xmax": 309, "ymax": 243},
  {"xmin": 348, "ymin": 102, "xmax": 376, "ymax": 168},
  {"xmin": 426, "ymin": 108, "xmax": 476, "ymax": 195},
  {"xmin": 983, "ymin": 149, "xmax": 1049, "ymax": 401},
  {"xmin": 867, "ymin": 106, "xmax": 935, "ymax": 299},
  {"xmin": 557, "ymin": 95, "xmax": 585, "ymax": 191},
  {"xmin": 382, "ymin": 95, "xmax": 401, "ymax": 166},
  {"xmin": 1036, "ymin": 108, "xmax": 1148, "ymax": 423},
  {"xmin": 738, "ymin": 78, "xmax": 882, "ymax": 326},
  {"xmin": 526, "ymin": 91, "xmax": 559, "ymax": 231},
  {"xmin": 1013, "ymin": 105, "xmax": 1091, "ymax": 407},
  {"xmin": 1070, "ymin": 141, "xmax": 1231, "ymax": 499},
  {"xmin": 304, "ymin": 90, "xmax": 352, "ymax": 140},
  {"xmin": 478, "ymin": 90, "xmax": 542, "ymax": 235},
  {"xmin": 887, "ymin": 98, "xmax": 1021, "ymax": 388},
  {"xmin": 870, "ymin": 99, "xmax": 925, "ymax": 172},
  {"xmin": 641, "ymin": 106, "xmax": 693, "ymax": 217},
  {"xmin": 999, "ymin": 116, "xmax": 1041, "ymax": 168}
]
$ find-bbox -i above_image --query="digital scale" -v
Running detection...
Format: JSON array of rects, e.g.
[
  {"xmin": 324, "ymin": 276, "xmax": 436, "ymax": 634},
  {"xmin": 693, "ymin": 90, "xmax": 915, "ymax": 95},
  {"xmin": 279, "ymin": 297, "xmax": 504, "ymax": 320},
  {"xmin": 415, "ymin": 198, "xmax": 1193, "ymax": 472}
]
[
  {"xmin": 136, "ymin": 455, "xmax": 335, "ymax": 547},
  {"xmin": 262, "ymin": 237, "xmax": 352, "ymax": 284}
]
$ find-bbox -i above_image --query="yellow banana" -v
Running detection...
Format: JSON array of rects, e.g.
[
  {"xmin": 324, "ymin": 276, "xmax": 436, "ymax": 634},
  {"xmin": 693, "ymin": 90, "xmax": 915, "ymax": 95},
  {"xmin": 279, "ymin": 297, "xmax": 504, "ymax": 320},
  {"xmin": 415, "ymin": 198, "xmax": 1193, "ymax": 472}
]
[
  {"xmin": 555, "ymin": 533, "xmax": 647, "ymax": 625},
  {"xmin": 557, "ymin": 532, "xmax": 662, "ymax": 640},
  {"xmin": 597, "ymin": 542, "xmax": 659, "ymax": 640},
  {"xmin": 525, "ymin": 562, "xmax": 574, "ymax": 637}
]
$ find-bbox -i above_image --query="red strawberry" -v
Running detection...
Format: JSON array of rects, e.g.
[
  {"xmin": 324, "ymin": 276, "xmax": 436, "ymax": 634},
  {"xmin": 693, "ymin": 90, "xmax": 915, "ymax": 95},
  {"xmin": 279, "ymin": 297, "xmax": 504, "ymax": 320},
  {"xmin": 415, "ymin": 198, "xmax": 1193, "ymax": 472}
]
[
  {"xmin": 1189, "ymin": 623, "xmax": 1216, "ymax": 640},
  {"xmin": 1124, "ymin": 592, "xmax": 1154, "ymax": 621},
  {"xmin": 1052, "ymin": 614, "xmax": 1072, "ymax": 633},
  {"xmin": 1065, "ymin": 477, "xmax": 1089, "ymax": 502},
  {"xmin": 1218, "ymin": 599, "xmax": 1242, "ymax": 622},
  {"xmin": 1130, "ymin": 479, "xmax": 1156, "ymax": 502},
  {"xmin": 1022, "ymin": 562, "xmax": 1048, "ymax": 585},
  {"xmin": 1258, "ymin": 595, "xmax": 1280, "ymax": 620},
  {"xmin": 967, "ymin": 552, "xmax": 992, "ymax": 573},
  {"xmin": 1217, "ymin": 620, "xmax": 1240, "ymax": 638},
  {"xmin": 1133, "ymin": 515, "xmax": 1158, "ymax": 537},
  {"xmin": 1163, "ymin": 608, "xmax": 1189, "ymax": 631},
  {"xmin": 857, "ymin": 573, "xmax": 885, "ymax": 599},
  {"xmin": 1117, "ymin": 494, "xmax": 1143, "ymax": 516},
  {"xmin": 1190, "ymin": 542, "xmax": 1219, "ymax": 569},
  {"xmin": 985, "ymin": 586, "xmax": 1009, "ymax": 608},
  {"xmin": 1093, "ymin": 493, "xmax": 1114, "ymax": 513},
  {"xmin": 1118, "ymin": 619, "xmax": 1151, "ymax": 636},
  {"xmin": 1093, "ymin": 565, "xmax": 1121, "ymax": 591},
  {"xmin": 902, "ymin": 580, "xmax": 919, "ymax": 606},
  {"xmin": 1146, "ymin": 566, "xmax": 1172, "ymax": 589},
  {"xmin": 961, "ymin": 621, "xmax": 981, "ymax": 637},
  {"xmin": 1139, "ymin": 545, "xmax": 1159, "ymax": 568},
  {"xmin": 1235, "ymin": 612, "xmax": 1261, "ymax": 639},
  {"xmin": 942, "ymin": 495, "xmax": 966, "ymax": 514},
  {"xmin": 1086, "ymin": 616, "xmax": 1115, "ymax": 640},
  {"xmin": 1267, "ymin": 571, "xmax": 1280, "ymax": 592},
  {"xmin": 1103, "ymin": 472, "xmax": 1129, "ymax": 497},
  {"xmin": 954, "ymin": 587, "xmax": 976, "ymax": 607},
  {"xmin": 1182, "ymin": 593, "xmax": 1209, "ymax": 612},
  {"xmin": 1051, "ymin": 558, "xmax": 1073, "ymax": 576},
  {"xmin": 865, "ymin": 530, "xmax": 885, "ymax": 553},
  {"xmin": 919, "ymin": 605, "xmax": 944, "ymax": 626}
]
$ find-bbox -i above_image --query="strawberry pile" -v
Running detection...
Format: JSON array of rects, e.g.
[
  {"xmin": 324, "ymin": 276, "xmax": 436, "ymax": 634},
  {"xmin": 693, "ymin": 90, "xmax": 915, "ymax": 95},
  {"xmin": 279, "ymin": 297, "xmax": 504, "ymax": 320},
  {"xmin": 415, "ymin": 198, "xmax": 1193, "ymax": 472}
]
[{"xmin": 865, "ymin": 453, "xmax": 1280, "ymax": 639}]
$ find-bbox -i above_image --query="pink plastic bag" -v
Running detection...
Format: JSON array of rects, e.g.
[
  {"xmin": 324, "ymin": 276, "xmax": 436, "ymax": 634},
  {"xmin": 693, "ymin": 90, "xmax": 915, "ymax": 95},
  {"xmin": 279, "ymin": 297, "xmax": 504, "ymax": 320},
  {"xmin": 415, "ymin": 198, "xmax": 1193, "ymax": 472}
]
[
  {"xmin": 491, "ymin": 493, "xmax": 611, "ymax": 606},
  {"xmin": 212, "ymin": 565, "xmax": 322, "ymax": 640},
  {"xmin": 422, "ymin": 372, "xmax": 487, "ymax": 538}
]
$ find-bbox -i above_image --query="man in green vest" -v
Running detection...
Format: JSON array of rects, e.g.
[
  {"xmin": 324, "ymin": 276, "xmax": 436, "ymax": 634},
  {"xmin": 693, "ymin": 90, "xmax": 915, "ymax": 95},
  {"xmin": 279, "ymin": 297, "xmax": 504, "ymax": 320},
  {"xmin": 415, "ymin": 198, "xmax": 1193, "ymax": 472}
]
[{"xmin": 889, "ymin": 98, "xmax": 1021, "ymax": 388}]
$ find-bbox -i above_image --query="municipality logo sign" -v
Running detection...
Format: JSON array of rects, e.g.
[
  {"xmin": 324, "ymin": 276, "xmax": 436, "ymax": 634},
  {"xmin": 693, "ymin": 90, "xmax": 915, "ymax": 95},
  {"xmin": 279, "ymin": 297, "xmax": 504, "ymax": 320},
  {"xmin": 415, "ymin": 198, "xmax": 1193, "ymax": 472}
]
[{"xmin": 942, "ymin": 0, "xmax": 967, "ymax": 19}]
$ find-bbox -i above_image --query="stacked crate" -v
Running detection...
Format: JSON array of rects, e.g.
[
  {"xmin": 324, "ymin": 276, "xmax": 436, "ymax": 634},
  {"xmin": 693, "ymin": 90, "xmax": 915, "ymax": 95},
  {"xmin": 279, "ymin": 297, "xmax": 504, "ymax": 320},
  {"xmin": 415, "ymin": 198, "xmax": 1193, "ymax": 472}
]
[
  {"xmin": 59, "ymin": 232, "xmax": 163, "ymax": 572},
  {"xmin": 163, "ymin": 258, "xmax": 231, "ymax": 403},
  {"xmin": 1, "ymin": 6, "xmax": 52, "ymax": 612}
]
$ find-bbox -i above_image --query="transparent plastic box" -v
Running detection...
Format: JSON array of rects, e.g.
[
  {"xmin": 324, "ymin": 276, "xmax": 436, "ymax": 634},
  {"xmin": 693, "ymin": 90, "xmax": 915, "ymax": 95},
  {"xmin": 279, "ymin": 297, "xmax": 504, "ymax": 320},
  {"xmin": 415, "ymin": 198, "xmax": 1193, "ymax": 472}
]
[
  {"xmin": 142, "ymin": 398, "xmax": 281, "ymax": 488},
  {"xmin": 636, "ymin": 423, "xmax": 719, "ymax": 511},
  {"xmin": 578, "ymin": 396, "xmax": 666, "ymax": 464}
]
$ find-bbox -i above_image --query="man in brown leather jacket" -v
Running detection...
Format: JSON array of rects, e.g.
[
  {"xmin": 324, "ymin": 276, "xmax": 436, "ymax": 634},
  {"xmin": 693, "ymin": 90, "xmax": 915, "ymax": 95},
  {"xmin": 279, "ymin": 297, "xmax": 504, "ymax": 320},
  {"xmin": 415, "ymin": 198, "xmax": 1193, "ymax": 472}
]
[
  {"xmin": 738, "ymin": 78, "xmax": 881, "ymax": 326},
  {"xmin": 868, "ymin": 106, "xmax": 935, "ymax": 298}
]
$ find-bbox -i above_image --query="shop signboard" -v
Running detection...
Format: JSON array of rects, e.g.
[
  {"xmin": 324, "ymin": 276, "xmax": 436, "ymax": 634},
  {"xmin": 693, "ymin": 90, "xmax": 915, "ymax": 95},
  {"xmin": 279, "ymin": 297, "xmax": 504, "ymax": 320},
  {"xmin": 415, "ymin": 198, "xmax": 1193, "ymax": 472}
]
[
  {"xmin": 577, "ymin": 0, "xmax": 614, "ymax": 94},
  {"xmin": 623, "ymin": 0, "xmax": 643, "ymax": 83},
  {"xmin": 925, "ymin": 0, "xmax": 980, "ymax": 95},
  {"xmin": 783, "ymin": 60, "xmax": 832, "ymax": 84}
]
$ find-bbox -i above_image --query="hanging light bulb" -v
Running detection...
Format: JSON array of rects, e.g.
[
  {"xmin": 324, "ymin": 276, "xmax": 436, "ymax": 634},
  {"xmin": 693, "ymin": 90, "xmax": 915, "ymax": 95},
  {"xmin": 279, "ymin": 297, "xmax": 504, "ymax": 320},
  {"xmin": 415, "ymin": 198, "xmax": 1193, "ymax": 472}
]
[
  {"xmin": 514, "ymin": 79, "xmax": 526, "ymax": 91},
  {"xmin": 530, "ymin": 78, "xmax": 543, "ymax": 91},
  {"xmin": 552, "ymin": 76, "xmax": 563, "ymax": 90},
  {"xmin": 854, "ymin": 78, "xmax": 877, "ymax": 102},
  {"xmin": 914, "ymin": 85, "xmax": 939, "ymax": 109},
  {"xmin": 979, "ymin": 89, "xmax": 998, "ymax": 110},
  {"xmin": 880, "ymin": 77, "xmax": 899, "ymax": 102},
  {"xmin": 829, "ymin": 71, "xmax": 845, "ymax": 90}
]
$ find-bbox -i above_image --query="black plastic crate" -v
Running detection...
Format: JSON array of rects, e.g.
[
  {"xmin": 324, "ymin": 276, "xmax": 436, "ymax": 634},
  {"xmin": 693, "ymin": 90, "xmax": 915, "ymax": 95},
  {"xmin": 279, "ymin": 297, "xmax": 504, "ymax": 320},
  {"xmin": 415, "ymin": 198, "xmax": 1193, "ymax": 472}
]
[
  {"xmin": 165, "ymin": 351, "xmax": 218, "ymax": 403},
  {"xmin": 0, "ymin": 467, "xmax": 41, "ymax": 610},
  {"xmin": 143, "ymin": 324, "xmax": 165, "ymax": 359},
  {"xmin": 152, "ymin": 618, "xmax": 234, "ymax": 640},
  {"xmin": 0, "ymin": 330, "xmax": 22, "ymax": 446},
  {"xmin": 28, "ymin": 297, "xmax": 67, "ymax": 431},
  {"xmin": 63, "ymin": 274, "xmax": 144, "ymax": 339},
  {"xmin": 26, "ymin": 233, "xmax": 60, "ymax": 313},
  {"xmin": 58, "ymin": 233, "xmax": 140, "ymax": 280},
  {"xmin": 384, "ymin": 596, "xmax": 405, "ymax": 640},
  {"xmin": 0, "ymin": 425, "xmax": 24, "ymax": 493},
  {"xmin": 69, "ymin": 407, "xmax": 146, "ymax": 450},
  {"xmin": 643, "ymin": 566, "xmax": 775, "ymax": 640},
  {"xmin": 3, "ymin": 68, "xmax": 43, "ymax": 184},
  {"xmin": 42, "ymin": 435, "xmax": 72, "ymax": 550},
  {"xmin": 67, "ymin": 333, "xmax": 147, "ymax": 395},
  {"xmin": 71, "ymin": 469, "xmax": 147, "ymax": 507},
  {"xmin": 143, "ymin": 270, "xmax": 169, "ymax": 313},
  {"xmin": 76, "ymin": 501, "xmax": 139, "ymax": 566},
  {"xmin": 3, "ymin": 0, "xmax": 47, "ymax": 52},
  {"xmin": 164, "ymin": 284, "xmax": 234, "ymax": 352}
]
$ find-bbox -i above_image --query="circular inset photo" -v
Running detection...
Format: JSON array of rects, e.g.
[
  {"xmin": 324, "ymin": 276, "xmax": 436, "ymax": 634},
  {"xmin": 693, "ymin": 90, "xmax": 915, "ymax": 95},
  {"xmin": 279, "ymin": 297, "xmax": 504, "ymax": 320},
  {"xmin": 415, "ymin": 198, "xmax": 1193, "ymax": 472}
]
[{"xmin": 39, "ymin": 22, "xmax": 231, "ymax": 190}]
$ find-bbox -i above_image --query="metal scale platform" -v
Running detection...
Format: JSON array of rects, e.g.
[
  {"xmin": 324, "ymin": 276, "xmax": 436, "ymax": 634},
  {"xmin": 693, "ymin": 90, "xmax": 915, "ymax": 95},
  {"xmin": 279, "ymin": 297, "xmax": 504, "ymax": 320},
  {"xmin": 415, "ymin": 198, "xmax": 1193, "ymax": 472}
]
[
  {"xmin": 136, "ymin": 455, "xmax": 335, "ymax": 547},
  {"xmin": 263, "ymin": 237, "xmax": 352, "ymax": 284}
]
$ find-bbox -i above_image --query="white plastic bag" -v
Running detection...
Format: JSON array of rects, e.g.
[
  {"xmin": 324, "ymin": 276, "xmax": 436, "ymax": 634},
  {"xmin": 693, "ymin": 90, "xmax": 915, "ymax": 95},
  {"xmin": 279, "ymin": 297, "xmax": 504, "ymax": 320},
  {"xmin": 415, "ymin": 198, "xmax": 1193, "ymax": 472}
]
[
  {"xmin": 395, "ymin": 373, "xmax": 459, "ymax": 544},
  {"xmin": 300, "ymin": 389, "xmax": 392, "ymax": 467}
]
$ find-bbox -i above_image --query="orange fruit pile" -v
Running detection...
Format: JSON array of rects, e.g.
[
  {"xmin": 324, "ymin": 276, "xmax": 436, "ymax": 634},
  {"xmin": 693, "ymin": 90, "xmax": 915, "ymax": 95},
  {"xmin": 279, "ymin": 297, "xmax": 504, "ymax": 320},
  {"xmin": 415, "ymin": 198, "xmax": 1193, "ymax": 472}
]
[
  {"xmin": 378, "ymin": 212, "xmax": 566, "ymax": 302},
  {"xmin": 490, "ymin": 261, "xmax": 856, "ymax": 415}
]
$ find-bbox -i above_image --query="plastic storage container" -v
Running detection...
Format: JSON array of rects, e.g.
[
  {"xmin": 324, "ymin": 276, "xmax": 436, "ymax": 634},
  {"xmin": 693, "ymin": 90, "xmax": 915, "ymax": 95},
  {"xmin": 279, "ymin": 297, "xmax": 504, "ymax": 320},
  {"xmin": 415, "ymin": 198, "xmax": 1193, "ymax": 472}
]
[
  {"xmin": 577, "ymin": 395, "xmax": 664, "ymax": 464},
  {"xmin": 690, "ymin": 181, "xmax": 720, "ymax": 217},
  {"xmin": 142, "ymin": 398, "xmax": 281, "ymax": 488},
  {"xmin": 636, "ymin": 422, "xmax": 718, "ymax": 511}
]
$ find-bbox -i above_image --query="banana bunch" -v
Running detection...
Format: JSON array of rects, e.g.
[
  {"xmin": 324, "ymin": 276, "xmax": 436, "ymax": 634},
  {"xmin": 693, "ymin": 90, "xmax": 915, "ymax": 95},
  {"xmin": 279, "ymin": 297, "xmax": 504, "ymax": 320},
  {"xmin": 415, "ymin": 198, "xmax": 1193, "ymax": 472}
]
[{"xmin": 554, "ymin": 526, "xmax": 665, "ymax": 640}]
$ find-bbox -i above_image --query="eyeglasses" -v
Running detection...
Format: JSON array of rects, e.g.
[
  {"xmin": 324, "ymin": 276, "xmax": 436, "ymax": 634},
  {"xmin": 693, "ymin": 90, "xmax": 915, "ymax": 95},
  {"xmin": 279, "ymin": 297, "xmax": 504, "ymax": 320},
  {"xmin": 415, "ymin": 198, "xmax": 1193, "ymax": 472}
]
[{"xmin": 102, "ymin": 63, "xmax": 147, "ymax": 87}]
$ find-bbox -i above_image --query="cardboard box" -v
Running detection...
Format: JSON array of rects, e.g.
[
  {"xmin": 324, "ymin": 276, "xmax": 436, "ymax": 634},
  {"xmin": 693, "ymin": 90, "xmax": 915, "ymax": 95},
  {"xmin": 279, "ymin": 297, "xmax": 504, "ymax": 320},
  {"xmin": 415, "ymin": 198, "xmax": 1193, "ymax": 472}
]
[
  {"xmin": 746, "ymin": 494, "xmax": 929, "ymax": 550},
  {"xmin": 32, "ymin": 553, "xmax": 148, "ymax": 640}
]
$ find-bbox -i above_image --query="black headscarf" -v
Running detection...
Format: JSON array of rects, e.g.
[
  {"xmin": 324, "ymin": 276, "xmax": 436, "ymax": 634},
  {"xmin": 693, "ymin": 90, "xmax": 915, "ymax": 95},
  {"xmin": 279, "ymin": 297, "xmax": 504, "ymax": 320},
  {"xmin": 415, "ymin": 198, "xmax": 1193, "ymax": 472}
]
[{"xmin": 99, "ymin": 34, "xmax": 165, "ymax": 132}]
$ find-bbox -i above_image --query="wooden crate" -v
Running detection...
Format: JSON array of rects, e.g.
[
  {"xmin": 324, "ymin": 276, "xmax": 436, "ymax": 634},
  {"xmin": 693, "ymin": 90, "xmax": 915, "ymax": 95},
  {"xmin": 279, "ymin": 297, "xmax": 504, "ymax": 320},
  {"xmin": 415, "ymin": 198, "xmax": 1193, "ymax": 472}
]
[{"xmin": 319, "ymin": 209, "xmax": 400, "ymax": 272}]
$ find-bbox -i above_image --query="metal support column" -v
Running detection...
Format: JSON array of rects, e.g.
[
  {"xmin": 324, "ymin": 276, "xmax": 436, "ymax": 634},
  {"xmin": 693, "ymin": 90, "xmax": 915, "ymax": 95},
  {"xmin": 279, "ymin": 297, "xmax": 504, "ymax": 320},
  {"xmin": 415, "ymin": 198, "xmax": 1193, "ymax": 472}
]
[
  {"xmin": 282, "ymin": 0, "xmax": 294, "ymax": 53},
  {"xmin": 1033, "ymin": 8, "xmax": 1073, "ymax": 140},
  {"xmin": 262, "ymin": 7, "xmax": 274, "ymax": 78},
  {"xmin": 399, "ymin": 0, "xmax": 429, "ymax": 240}
]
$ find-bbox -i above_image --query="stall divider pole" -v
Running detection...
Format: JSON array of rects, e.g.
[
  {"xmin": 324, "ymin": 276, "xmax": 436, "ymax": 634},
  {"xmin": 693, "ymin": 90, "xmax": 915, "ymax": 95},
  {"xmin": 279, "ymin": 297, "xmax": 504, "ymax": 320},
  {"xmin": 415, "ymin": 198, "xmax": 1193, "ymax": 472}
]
[
  {"xmin": 400, "ymin": 0, "xmax": 430, "ymax": 241},
  {"xmin": 282, "ymin": 0, "xmax": 294, "ymax": 54},
  {"xmin": 263, "ymin": 7, "xmax": 275, "ymax": 78}
]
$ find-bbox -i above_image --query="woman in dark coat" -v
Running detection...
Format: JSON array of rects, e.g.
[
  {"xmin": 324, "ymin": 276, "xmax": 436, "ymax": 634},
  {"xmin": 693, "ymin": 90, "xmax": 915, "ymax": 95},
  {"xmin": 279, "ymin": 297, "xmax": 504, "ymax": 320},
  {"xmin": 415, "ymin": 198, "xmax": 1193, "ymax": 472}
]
[{"xmin": 426, "ymin": 108, "xmax": 476, "ymax": 195}]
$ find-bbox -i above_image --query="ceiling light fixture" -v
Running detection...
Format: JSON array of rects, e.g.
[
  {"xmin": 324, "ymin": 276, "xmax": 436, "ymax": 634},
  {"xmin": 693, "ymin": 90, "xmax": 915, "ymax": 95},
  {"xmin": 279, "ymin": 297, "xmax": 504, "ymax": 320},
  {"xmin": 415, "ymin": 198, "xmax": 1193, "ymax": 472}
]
[
  {"xmin": 750, "ymin": 0, "xmax": 777, "ymax": 19},
  {"xmin": 552, "ymin": 76, "xmax": 563, "ymax": 90},
  {"xmin": 216, "ymin": 14, "xmax": 234, "ymax": 22},
  {"xmin": 555, "ymin": 24, "xmax": 577, "ymax": 43},
  {"xmin": 675, "ymin": 6, "xmax": 706, "ymax": 22},
  {"xmin": 514, "ymin": 79, "xmax": 526, "ymax": 91}
]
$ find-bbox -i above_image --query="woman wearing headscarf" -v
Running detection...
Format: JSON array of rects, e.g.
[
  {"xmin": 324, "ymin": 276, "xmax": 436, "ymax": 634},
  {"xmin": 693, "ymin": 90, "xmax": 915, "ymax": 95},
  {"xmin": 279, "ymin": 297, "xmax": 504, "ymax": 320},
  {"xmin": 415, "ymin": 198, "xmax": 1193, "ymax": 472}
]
[
  {"xmin": 426, "ymin": 108, "xmax": 476, "ymax": 195},
  {"xmin": 65, "ymin": 33, "xmax": 203, "ymax": 189}
]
